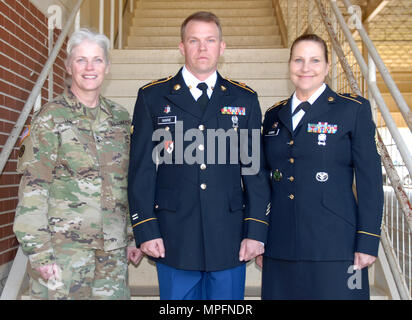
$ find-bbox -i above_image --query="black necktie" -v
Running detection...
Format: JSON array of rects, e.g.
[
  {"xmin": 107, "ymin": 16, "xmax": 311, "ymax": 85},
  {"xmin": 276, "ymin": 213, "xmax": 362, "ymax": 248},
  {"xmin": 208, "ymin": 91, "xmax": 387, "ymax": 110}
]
[
  {"xmin": 292, "ymin": 101, "xmax": 311, "ymax": 117},
  {"xmin": 197, "ymin": 82, "xmax": 209, "ymax": 113}
]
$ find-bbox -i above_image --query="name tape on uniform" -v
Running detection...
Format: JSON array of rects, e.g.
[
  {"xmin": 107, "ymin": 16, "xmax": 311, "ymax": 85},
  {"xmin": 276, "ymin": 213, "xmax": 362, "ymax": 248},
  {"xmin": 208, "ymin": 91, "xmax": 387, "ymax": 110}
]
[{"xmin": 158, "ymin": 116, "xmax": 177, "ymax": 125}]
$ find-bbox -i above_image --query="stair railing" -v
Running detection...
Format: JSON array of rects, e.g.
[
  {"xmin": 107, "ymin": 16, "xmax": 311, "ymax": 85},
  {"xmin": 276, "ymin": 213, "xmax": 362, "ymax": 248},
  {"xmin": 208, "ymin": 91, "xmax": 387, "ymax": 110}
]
[
  {"xmin": 277, "ymin": 0, "xmax": 412, "ymax": 299},
  {"xmin": 99, "ymin": 0, "xmax": 136, "ymax": 50}
]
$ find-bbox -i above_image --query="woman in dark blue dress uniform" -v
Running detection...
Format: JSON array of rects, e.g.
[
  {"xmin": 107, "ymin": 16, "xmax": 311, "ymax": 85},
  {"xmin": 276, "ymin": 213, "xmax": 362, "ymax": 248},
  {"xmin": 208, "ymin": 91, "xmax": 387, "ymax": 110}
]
[{"xmin": 259, "ymin": 34, "xmax": 383, "ymax": 300}]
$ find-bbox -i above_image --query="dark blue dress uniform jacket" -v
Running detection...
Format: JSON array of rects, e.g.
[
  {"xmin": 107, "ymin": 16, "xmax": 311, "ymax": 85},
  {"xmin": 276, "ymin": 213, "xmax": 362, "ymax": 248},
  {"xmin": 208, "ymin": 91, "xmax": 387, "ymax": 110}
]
[
  {"xmin": 262, "ymin": 85, "xmax": 384, "ymax": 261},
  {"xmin": 128, "ymin": 69, "xmax": 271, "ymax": 271}
]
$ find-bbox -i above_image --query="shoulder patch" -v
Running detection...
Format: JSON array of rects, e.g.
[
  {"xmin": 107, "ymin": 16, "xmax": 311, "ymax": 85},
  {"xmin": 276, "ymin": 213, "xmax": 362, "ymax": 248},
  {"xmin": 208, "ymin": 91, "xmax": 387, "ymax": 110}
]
[
  {"xmin": 337, "ymin": 92, "xmax": 363, "ymax": 104},
  {"xmin": 142, "ymin": 76, "xmax": 173, "ymax": 90},
  {"xmin": 266, "ymin": 99, "xmax": 288, "ymax": 113},
  {"xmin": 225, "ymin": 78, "xmax": 255, "ymax": 94}
]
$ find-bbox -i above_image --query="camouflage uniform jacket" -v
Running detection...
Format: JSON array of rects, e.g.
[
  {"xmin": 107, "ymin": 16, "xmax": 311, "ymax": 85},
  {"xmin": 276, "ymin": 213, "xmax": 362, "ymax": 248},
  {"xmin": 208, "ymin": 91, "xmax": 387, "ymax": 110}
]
[{"xmin": 14, "ymin": 88, "xmax": 134, "ymax": 269}]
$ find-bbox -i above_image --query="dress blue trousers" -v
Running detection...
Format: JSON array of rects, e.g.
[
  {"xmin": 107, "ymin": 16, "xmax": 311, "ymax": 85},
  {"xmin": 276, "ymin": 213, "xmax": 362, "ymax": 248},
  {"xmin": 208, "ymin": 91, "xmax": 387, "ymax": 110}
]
[{"xmin": 156, "ymin": 262, "xmax": 246, "ymax": 300}]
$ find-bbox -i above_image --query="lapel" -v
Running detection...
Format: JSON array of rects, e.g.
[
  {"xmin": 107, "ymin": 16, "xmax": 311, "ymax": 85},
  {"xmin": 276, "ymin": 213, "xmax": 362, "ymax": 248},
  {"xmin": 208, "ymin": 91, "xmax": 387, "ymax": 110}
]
[
  {"xmin": 294, "ymin": 85, "xmax": 336, "ymax": 133},
  {"xmin": 277, "ymin": 95, "xmax": 293, "ymax": 134},
  {"xmin": 202, "ymin": 72, "xmax": 236, "ymax": 123},
  {"xmin": 165, "ymin": 69, "xmax": 203, "ymax": 119}
]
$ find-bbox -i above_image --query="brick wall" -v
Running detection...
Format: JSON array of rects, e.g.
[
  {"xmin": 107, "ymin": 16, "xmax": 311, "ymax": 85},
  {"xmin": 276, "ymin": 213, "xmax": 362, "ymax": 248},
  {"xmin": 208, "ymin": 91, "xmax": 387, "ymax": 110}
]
[{"xmin": 0, "ymin": 0, "xmax": 67, "ymax": 267}]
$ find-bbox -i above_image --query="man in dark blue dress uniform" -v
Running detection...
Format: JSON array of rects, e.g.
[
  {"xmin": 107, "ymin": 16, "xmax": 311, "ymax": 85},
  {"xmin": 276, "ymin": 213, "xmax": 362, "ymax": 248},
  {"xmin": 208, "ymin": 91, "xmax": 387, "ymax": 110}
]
[{"xmin": 128, "ymin": 11, "xmax": 271, "ymax": 300}]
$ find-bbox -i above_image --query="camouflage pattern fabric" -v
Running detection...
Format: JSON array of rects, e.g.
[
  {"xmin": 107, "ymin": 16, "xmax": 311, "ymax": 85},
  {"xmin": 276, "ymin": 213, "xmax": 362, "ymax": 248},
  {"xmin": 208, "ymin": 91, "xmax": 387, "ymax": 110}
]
[
  {"xmin": 28, "ymin": 247, "xmax": 130, "ymax": 300},
  {"xmin": 13, "ymin": 88, "xmax": 134, "ymax": 299}
]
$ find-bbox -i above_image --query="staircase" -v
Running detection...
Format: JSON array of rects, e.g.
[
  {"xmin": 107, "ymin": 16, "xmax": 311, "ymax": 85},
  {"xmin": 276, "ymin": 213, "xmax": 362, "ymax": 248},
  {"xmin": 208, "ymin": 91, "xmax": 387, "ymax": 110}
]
[
  {"xmin": 100, "ymin": 0, "xmax": 392, "ymax": 300},
  {"xmin": 127, "ymin": 0, "xmax": 282, "ymax": 49}
]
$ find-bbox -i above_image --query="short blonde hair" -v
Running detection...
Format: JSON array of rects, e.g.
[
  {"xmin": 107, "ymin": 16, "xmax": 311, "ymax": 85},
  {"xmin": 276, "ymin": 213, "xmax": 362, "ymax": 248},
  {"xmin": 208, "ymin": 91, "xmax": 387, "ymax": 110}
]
[{"xmin": 180, "ymin": 11, "xmax": 222, "ymax": 41}]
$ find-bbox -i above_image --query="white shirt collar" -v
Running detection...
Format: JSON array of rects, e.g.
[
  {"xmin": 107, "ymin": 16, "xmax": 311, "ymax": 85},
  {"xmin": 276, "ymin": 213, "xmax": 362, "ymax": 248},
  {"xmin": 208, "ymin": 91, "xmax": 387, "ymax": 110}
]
[
  {"xmin": 182, "ymin": 66, "xmax": 217, "ymax": 99},
  {"xmin": 291, "ymin": 83, "xmax": 327, "ymax": 111}
]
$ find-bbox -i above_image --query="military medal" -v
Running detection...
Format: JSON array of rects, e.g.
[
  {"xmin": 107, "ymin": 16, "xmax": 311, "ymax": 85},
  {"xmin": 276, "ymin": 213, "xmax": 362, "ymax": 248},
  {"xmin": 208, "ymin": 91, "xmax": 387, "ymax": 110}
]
[
  {"xmin": 231, "ymin": 115, "xmax": 239, "ymax": 129},
  {"xmin": 272, "ymin": 169, "xmax": 283, "ymax": 181},
  {"xmin": 318, "ymin": 133, "xmax": 327, "ymax": 146}
]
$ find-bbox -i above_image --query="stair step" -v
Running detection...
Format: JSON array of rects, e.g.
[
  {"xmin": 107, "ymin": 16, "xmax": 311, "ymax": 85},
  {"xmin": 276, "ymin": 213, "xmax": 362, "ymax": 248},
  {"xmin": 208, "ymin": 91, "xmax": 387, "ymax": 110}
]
[
  {"xmin": 134, "ymin": 8, "xmax": 274, "ymax": 18},
  {"xmin": 106, "ymin": 63, "xmax": 289, "ymax": 80},
  {"xmin": 142, "ymin": 0, "xmax": 265, "ymax": 2},
  {"xmin": 132, "ymin": 16, "xmax": 277, "ymax": 27},
  {"xmin": 128, "ymin": 285, "xmax": 390, "ymax": 300},
  {"xmin": 18, "ymin": 284, "xmax": 391, "ymax": 300},
  {"xmin": 110, "ymin": 49, "xmax": 290, "ymax": 64},
  {"xmin": 381, "ymin": 92, "xmax": 412, "ymax": 112},
  {"xmin": 377, "ymin": 81, "xmax": 412, "ymax": 93},
  {"xmin": 129, "ymin": 25, "xmax": 279, "ymax": 37},
  {"xmin": 140, "ymin": 0, "xmax": 272, "ymax": 9},
  {"xmin": 127, "ymin": 35, "xmax": 281, "ymax": 48}
]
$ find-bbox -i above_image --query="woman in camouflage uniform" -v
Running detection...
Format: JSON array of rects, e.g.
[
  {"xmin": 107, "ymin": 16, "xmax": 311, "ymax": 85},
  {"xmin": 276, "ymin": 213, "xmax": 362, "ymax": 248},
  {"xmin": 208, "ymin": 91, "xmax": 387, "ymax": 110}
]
[{"xmin": 13, "ymin": 28, "xmax": 142, "ymax": 300}]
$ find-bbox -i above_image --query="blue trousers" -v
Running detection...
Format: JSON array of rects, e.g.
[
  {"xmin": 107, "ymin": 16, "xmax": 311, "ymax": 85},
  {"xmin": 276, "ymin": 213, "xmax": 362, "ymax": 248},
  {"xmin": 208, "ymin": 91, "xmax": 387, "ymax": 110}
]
[{"xmin": 156, "ymin": 262, "xmax": 246, "ymax": 300}]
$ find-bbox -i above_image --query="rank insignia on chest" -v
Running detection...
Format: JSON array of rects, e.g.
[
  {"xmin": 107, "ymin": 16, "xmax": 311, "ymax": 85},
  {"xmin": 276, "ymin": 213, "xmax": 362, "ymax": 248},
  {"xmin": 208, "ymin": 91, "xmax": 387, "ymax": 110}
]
[
  {"xmin": 221, "ymin": 106, "xmax": 246, "ymax": 116},
  {"xmin": 307, "ymin": 122, "xmax": 338, "ymax": 134}
]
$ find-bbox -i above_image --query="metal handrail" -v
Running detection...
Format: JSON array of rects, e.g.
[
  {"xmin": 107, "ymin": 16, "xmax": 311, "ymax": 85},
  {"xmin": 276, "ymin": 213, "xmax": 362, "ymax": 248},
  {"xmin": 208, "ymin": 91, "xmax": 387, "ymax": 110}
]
[
  {"xmin": 329, "ymin": 0, "xmax": 412, "ymax": 182},
  {"xmin": 0, "ymin": 0, "xmax": 84, "ymax": 175},
  {"xmin": 341, "ymin": 0, "xmax": 412, "ymax": 133},
  {"xmin": 380, "ymin": 229, "xmax": 411, "ymax": 299}
]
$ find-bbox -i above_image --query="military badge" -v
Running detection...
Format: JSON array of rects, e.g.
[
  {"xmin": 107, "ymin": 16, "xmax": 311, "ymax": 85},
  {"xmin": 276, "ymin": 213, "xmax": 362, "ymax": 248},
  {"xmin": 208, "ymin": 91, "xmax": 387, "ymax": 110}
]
[
  {"xmin": 231, "ymin": 116, "xmax": 239, "ymax": 129},
  {"xmin": 165, "ymin": 140, "xmax": 174, "ymax": 154},
  {"xmin": 272, "ymin": 169, "xmax": 283, "ymax": 181},
  {"xmin": 18, "ymin": 125, "xmax": 30, "ymax": 146},
  {"xmin": 316, "ymin": 172, "xmax": 329, "ymax": 182},
  {"xmin": 164, "ymin": 105, "xmax": 171, "ymax": 114},
  {"xmin": 318, "ymin": 133, "xmax": 327, "ymax": 146}
]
